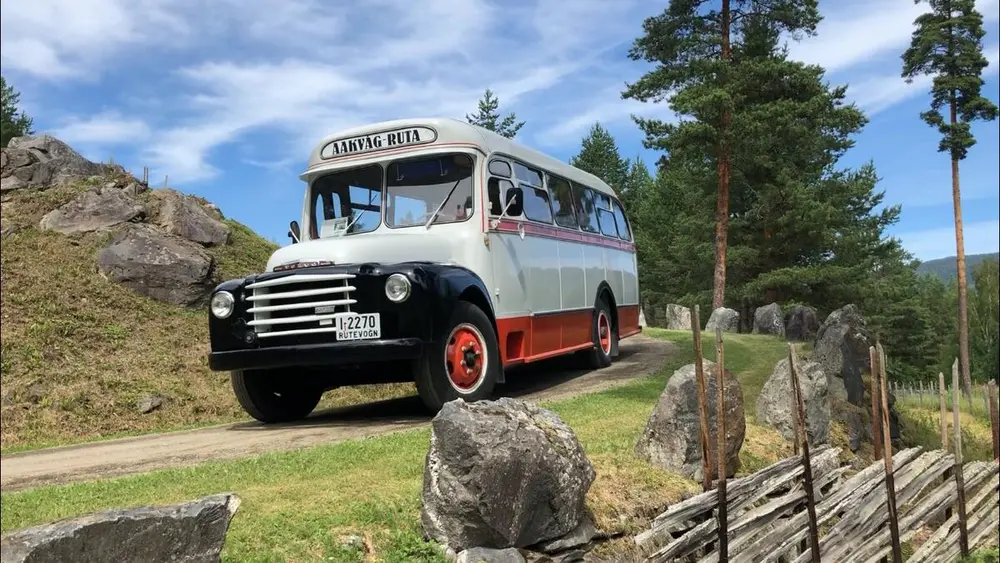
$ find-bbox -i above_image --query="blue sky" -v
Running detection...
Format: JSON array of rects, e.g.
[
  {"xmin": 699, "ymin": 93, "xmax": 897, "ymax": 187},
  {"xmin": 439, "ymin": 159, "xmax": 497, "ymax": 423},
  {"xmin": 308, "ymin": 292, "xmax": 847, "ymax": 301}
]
[{"xmin": 2, "ymin": 0, "xmax": 998, "ymax": 261}]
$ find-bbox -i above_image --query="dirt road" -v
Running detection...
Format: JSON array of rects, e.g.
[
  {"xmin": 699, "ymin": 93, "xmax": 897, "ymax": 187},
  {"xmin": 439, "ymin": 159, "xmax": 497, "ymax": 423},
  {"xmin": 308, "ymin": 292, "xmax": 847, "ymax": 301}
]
[{"xmin": 0, "ymin": 334, "xmax": 674, "ymax": 492}]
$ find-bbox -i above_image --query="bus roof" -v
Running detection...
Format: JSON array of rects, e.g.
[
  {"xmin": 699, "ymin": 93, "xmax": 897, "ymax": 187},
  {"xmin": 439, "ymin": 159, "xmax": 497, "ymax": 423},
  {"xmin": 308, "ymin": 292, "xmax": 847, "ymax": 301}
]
[{"xmin": 306, "ymin": 117, "xmax": 619, "ymax": 197}]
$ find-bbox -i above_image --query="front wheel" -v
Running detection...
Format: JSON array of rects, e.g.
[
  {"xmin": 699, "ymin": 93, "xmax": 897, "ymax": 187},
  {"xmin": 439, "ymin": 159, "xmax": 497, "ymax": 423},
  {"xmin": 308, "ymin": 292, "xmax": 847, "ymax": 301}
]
[
  {"xmin": 414, "ymin": 301, "xmax": 501, "ymax": 411},
  {"xmin": 231, "ymin": 369, "xmax": 323, "ymax": 423}
]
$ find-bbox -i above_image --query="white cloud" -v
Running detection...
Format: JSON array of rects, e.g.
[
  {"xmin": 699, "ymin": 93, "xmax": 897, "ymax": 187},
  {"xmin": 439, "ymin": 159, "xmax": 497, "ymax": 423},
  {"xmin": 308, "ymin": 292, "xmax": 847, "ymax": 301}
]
[
  {"xmin": 789, "ymin": 0, "xmax": 999, "ymax": 73},
  {"xmin": 50, "ymin": 112, "xmax": 150, "ymax": 144},
  {"xmin": 896, "ymin": 219, "xmax": 1000, "ymax": 261},
  {"xmin": 0, "ymin": 0, "xmax": 187, "ymax": 79}
]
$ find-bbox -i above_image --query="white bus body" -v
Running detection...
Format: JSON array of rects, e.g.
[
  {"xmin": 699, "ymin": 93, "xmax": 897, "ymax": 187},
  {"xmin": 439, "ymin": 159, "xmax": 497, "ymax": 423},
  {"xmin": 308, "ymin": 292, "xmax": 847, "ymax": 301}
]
[{"xmin": 207, "ymin": 117, "xmax": 641, "ymax": 422}]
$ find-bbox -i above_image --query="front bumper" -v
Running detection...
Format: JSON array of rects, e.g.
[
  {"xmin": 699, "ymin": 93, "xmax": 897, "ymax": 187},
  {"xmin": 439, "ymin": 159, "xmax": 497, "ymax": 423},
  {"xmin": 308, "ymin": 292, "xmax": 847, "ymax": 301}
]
[{"xmin": 208, "ymin": 337, "xmax": 424, "ymax": 371}]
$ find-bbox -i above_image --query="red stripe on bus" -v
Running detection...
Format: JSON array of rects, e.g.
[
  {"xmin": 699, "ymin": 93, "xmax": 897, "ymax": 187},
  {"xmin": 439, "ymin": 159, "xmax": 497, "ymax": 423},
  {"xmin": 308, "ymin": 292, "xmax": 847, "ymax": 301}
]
[
  {"xmin": 491, "ymin": 219, "xmax": 636, "ymax": 252},
  {"xmin": 496, "ymin": 304, "xmax": 642, "ymax": 366}
]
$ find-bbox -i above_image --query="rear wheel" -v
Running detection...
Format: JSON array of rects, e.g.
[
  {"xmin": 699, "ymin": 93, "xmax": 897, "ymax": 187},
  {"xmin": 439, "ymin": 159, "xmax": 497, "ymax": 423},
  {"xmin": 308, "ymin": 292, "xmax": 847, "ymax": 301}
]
[
  {"xmin": 415, "ymin": 301, "xmax": 501, "ymax": 411},
  {"xmin": 585, "ymin": 297, "xmax": 618, "ymax": 369},
  {"xmin": 231, "ymin": 369, "xmax": 323, "ymax": 423}
]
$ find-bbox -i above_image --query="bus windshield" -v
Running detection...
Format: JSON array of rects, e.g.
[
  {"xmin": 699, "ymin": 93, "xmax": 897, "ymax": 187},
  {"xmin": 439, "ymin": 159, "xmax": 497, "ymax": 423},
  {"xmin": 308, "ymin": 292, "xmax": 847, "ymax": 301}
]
[
  {"xmin": 386, "ymin": 153, "xmax": 474, "ymax": 228},
  {"xmin": 309, "ymin": 153, "xmax": 474, "ymax": 239}
]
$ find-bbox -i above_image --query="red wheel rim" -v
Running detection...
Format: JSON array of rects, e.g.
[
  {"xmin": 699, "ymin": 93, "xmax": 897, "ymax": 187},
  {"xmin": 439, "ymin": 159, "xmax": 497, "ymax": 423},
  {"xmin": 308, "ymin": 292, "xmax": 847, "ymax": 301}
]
[
  {"xmin": 598, "ymin": 311, "xmax": 612, "ymax": 355},
  {"xmin": 445, "ymin": 323, "xmax": 488, "ymax": 392}
]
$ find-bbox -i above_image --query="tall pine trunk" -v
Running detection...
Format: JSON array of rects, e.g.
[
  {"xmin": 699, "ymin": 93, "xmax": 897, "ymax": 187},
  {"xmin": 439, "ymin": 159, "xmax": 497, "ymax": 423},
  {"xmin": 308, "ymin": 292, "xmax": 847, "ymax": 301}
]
[
  {"xmin": 712, "ymin": 0, "xmax": 733, "ymax": 309},
  {"xmin": 950, "ymin": 97, "xmax": 974, "ymax": 399}
]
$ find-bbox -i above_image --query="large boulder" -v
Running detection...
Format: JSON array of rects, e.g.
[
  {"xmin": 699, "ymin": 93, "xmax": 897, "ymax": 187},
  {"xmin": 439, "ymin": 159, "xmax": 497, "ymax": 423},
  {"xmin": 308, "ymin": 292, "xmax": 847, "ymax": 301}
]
[
  {"xmin": 39, "ymin": 187, "xmax": 146, "ymax": 234},
  {"xmin": 636, "ymin": 360, "xmax": 745, "ymax": 481},
  {"xmin": 0, "ymin": 493, "xmax": 240, "ymax": 563},
  {"xmin": 785, "ymin": 305, "xmax": 820, "ymax": 342},
  {"xmin": 756, "ymin": 357, "xmax": 831, "ymax": 445},
  {"xmin": 663, "ymin": 304, "xmax": 692, "ymax": 330},
  {"xmin": 97, "ymin": 224, "xmax": 216, "ymax": 307},
  {"xmin": 812, "ymin": 305, "xmax": 869, "ymax": 405},
  {"xmin": 151, "ymin": 188, "xmax": 230, "ymax": 247},
  {"xmin": 705, "ymin": 307, "xmax": 740, "ymax": 333},
  {"xmin": 1, "ymin": 135, "xmax": 109, "ymax": 192},
  {"xmin": 811, "ymin": 305, "xmax": 900, "ymax": 450},
  {"xmin": 421, "ymin": 398, "xmax": 595, "ymax": 551},
  {"xmin": 752, "ymin": 303, "xmax": 785, "ymax": 337}
]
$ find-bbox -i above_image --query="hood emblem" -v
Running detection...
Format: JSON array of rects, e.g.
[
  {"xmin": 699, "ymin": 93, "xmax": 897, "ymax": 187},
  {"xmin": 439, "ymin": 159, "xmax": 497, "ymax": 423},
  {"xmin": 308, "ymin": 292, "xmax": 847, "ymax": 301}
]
[{"xmin": 273, "ymin": 259, "xmax": 334, "ymax": 272}]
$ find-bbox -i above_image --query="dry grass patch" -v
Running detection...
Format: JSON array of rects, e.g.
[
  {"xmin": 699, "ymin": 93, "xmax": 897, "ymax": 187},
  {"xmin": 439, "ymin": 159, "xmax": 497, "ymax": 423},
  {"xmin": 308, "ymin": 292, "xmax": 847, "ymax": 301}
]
[{"xmin": 0, "ymin": 182, "xmax": 422, "ymax": 452}]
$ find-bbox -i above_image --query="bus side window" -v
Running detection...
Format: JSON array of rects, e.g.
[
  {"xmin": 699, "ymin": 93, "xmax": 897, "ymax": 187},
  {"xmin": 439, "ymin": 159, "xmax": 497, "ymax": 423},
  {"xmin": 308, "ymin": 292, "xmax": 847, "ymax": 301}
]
[
  {"xmin": 521, "ymin": 183, "xmax": 553, "ymax": 224},
  {"xmin": 572, "ymin": 184, "xmax": 600, "ymax": 233},
  {"xmin": 547, "ymin": 174, "xmax": 578, "ymax": 229},
  {"xmin": 612, "ymin": 199, "xmax": 632, "ymax": 241},
  {"xmin": 488, "ymin": 177, "xmax": 514, "ymax": 216},
  {"xmin": 594, "ymin": 192, "xmax": 619, "ymax": 238}
]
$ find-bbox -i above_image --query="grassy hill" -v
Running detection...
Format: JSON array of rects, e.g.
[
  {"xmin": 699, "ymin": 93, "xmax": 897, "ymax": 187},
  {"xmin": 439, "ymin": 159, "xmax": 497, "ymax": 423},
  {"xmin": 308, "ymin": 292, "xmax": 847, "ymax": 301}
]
[
  {"xmin": 916, "ymin": 252, "xmax": 999, "ymax": 282},
  {"xmin": 0, "ymin": 181, "xmax": 414, "ymax": 450}
]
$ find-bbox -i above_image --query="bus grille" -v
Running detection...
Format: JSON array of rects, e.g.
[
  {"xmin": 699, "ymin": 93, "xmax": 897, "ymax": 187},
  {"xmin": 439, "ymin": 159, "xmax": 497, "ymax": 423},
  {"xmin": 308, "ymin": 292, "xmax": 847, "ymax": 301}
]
[{"xmin": 245, "ymin": 273, "xmax": 357, "ymax": 339}]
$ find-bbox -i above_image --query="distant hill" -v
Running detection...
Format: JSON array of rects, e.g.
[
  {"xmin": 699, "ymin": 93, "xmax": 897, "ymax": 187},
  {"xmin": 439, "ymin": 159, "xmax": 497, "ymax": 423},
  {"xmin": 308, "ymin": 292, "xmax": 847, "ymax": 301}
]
[{"xmin": 916, "ymin": 252, "xmax": 1000, "ymax": 282}]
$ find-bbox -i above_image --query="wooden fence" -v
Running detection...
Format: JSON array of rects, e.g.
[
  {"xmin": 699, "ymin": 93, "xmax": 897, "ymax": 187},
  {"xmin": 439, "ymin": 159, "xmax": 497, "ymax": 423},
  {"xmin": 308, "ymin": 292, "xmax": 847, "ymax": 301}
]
[{"xmin": 634, "ymin": 308, "xmax": 1000, "ymax": 562}]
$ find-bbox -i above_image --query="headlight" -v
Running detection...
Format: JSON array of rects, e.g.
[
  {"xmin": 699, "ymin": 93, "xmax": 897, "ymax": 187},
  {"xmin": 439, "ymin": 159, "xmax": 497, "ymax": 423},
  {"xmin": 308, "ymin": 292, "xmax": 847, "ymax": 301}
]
[
  {"xmin": 385, "ymin": 273, "xmax": 411, "ymax": 303},
  {"xmin": 210, "ymin": 291, "xmax": 235, "ymax": 319}
]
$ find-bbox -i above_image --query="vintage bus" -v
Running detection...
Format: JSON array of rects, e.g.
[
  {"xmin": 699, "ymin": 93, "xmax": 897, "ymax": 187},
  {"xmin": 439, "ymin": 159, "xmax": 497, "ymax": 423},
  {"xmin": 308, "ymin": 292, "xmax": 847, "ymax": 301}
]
[{"xmin": 206, "ymin": 117, "xmax": 641, "ymax": 422}]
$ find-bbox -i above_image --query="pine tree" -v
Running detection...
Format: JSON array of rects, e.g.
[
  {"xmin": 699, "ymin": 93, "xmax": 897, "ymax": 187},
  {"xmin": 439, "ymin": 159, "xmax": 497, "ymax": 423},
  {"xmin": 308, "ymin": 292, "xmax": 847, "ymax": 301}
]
[
  {"xmin": 1, "ymin": 76, "xmax": 34, "ymax": 147},
  {"xmin": 969, "ymin": 259, "xmax": 999, "ymax": 383},
  {"xmin": 569, "ymin": 122, "xmax": 630, "ymax": 193},
  {"xmin": 622, "ymin": 0, "xmax": 820, "ymax": 309},
  {"xmin": 902, "ymin": 0, "xmax": 999, "ymax": 398},
  {"xmin": 465, "ymin": 89, "xmax": 525, "ymax": 139}
]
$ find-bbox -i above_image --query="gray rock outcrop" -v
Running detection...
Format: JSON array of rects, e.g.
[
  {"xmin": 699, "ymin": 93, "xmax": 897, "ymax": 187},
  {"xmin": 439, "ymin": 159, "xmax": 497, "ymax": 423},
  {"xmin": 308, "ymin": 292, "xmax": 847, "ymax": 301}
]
[
  {"xmin": 636, "ymin": 360, "xmax": 746, "ymax": 481},
  {"xmin": 1, "ymin": 135, "xmax": 109, "ymax": 192},
  {"xmin": 785, "ymin": 305, "xmax": 820, "ymax": 342},
  {"xmin": 705, "ymin": 307, "xmax": 740, "ymax": 333},
  {"xmin": 455, "ymin": 547, "xmax": 526, "ymax": 563},
  {"xmin": 39, "ymin": 187, "xmax": 146, "ymax": 234},
  {"xmin": 756, "ymin": 357, "xmax": 831, "ymax": 445},
  {"xmin": 421, "ymin": 398, "xmax": 595, "ymax": 552},
  {"xmin": 663, "ymin": 304, "xmax": 692, "ymax": 330},
  {"xmin": 97, "ymin": 224, "xmax": 216, "ymax": 307},
  {"xmin": 0, "ymin": 493, "xmax": 240, "ymax": 563},
  {"xmin": 752, "ymin": 303, "xmax": 785, "ymax": 337},
  {"xmin": 152, "ymin": 188, "xmax": 230, "ymax": 247}
]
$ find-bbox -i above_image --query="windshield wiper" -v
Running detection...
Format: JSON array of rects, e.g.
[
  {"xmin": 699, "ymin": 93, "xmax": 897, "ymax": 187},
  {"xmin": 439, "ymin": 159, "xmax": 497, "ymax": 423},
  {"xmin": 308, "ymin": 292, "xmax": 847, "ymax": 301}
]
[{"xmin": 424, "ymin": 179, "xmax": 463, "ymax": 229}]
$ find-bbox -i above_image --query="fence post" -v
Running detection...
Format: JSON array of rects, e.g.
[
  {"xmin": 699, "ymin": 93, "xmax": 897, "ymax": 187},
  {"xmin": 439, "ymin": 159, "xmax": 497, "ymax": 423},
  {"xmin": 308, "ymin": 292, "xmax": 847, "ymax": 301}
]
[
  {"xmin": 989, "ymin": 380, "xmax": 999, "ymax": 461},
  {"xmin": 869, "ymin": 347, "xmax": 882, "ymax": 460},
  {"xmin": 789, "ymin": 344, "xmax": 821, "ymax": 563},
  {"xmin": 715, "ymin": 327, "xmax": 728, "ymax": 562},
  {"xmin": 939, "ymin": 373, "xmax": 949, "ymax": 451},
  {"xmin": 951, "ymin": 359, "xmax": 969, "ymax": 557},
  {"xmin": 876, "ymin": 343, "xmax": 902, "ymax": 563},
  {"xmin": 690, "ymin": 305, "xmax": 712, "ymax": 492}
]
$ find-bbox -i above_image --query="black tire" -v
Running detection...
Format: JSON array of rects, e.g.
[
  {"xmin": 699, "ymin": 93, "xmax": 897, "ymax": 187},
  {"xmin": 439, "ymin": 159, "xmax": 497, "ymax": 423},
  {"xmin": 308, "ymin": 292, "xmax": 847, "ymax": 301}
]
[
  {"xmin": 231, "ymin": 369, "xmax": 323, "ymax": 423},
  {"xmin": 414, "ymin": 301, "xmax": 501, "ymax": 412},
  {"xmin": 585, "ymin": 297, "xmax": 617, "ymax": 369}
]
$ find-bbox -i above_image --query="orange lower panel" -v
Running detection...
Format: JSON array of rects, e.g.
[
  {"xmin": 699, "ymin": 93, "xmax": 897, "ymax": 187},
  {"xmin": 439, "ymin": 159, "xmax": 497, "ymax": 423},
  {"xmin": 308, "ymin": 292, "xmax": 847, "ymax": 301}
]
[
  {"xmin": 496, "ymin": 309, "xmax": 604, "ymax": 366},
  {"xmin": 618, "ymin": 305, "xmax": 641, "ymax": 338}
]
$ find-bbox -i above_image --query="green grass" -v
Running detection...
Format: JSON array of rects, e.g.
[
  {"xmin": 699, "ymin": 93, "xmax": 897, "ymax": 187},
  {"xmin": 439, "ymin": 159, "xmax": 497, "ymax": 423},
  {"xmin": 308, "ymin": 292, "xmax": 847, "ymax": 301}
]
[{"xmin": 0, "ymin": 331, "xmax": 797, "ymax": 562}]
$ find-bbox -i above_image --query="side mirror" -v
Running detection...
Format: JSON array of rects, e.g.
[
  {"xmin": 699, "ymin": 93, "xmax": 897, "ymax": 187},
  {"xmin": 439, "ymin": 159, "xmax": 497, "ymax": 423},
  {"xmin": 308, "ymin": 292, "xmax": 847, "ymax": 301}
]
[
  {"xmin": 288, "ymin": 220, "xmax": 301, "ymax": 244},
  {"xmin": 504, "ymin": 186, "xmax": 524, "ymax": 217}
]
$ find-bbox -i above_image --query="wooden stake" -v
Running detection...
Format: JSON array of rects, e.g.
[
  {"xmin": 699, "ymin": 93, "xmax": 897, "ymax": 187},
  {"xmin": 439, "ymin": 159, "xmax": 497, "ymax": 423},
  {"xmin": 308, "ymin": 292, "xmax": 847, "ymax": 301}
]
[
  {"xmin": 939, "ymin": 372, "xmax": 952, "ymax": 523},
  {"xmin": 791, "ymin": 347, "xmax": 801, "ymax": 456},
  {"xmin": 939, "ymin": 373, "xmax": 949, "ymax": 451},
  {"xmin": 715, "ymin": 327, "xmax": 728, "ymax": 561},
  {"xmin": 869, "ymin": 346, "xmax": 882, "ymax": 460},
  {"xmin": 951, "ymin": 359, "xmax": 969, "ymax": 557},
  {"xmin": 989, "ymin": 380, "xmax": 999, "ymax": 461},
  {"xmin": 690, "ymin": 305, "xmax": 712, "ymax": 492},
  {"xmin": 788, "ymin": 344, "xmax": 821, "ymax": 563},
  {"xmin": 876, "ymin": 343, "xmax": 902, "ymax": 563}
]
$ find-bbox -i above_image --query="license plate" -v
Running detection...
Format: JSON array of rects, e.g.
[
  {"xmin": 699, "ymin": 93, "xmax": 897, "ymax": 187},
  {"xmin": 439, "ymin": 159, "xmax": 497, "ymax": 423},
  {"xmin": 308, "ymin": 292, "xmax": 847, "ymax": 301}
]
[{"xmin": 335, "ymin": 313, "xmax": 381, "ymax": 341}]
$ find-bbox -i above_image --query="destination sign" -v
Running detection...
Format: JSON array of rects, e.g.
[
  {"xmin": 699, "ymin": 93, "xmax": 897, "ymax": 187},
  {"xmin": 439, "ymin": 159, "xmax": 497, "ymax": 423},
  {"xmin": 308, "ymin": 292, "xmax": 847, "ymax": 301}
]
[{"xmin": 320, "ymin": 126, "xmax": 437, "ymax": 159}]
